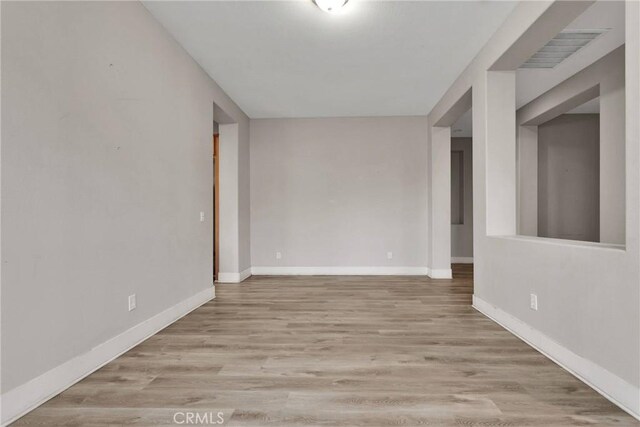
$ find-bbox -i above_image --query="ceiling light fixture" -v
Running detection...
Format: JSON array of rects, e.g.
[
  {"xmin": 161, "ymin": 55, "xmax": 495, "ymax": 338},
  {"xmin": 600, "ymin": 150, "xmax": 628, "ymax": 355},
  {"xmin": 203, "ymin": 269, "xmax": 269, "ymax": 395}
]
[{"xmin": 314, "ymin": 0, "xmax": 349, "ymax": 14}]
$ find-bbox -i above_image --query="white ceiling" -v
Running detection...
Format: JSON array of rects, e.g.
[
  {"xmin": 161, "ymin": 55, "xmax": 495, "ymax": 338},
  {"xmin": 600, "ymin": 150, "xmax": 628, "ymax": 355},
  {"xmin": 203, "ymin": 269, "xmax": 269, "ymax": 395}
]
[{"xmin": 143, "ymin": 1, "xmax": 517, "ymax": 118}]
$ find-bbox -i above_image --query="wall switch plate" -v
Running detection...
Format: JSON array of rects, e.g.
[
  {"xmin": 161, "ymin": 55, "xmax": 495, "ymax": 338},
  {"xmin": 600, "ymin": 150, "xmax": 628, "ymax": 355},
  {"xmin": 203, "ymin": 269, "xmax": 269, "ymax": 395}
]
[
  {"xmin": 128, "ymin": 294, "xmax": 137, "ymax": 311},
  {"xmin": 387, "ymin": 252, "xmax": 393, "ymax": 260},
  {"xmin": 530, "ymin": 293, "xmax": 538, "ymax": 311},
  {"xmin": 276, "ymin": 252, "xmax": 282, "ymax": 260},
  {"xmin": 200, "ymin": 211, "xmax": 205, "ymax": 222}
]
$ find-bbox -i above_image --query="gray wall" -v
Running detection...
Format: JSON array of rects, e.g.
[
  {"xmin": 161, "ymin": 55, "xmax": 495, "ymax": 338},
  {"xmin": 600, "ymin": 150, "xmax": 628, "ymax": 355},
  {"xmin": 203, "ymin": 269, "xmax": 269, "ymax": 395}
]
[
  {"xmin": 538, "ymin": 114, "xmax": 600, "ymax": 242},
  {"xmin": 451, "ymin": 138, "xmax": 473, "ymax": 258},
  {"xmin": 1, "ymin": 1, "xmax": 249, "ymax": 393},
  {"xmin": 250, "ymin": 117, "xmax": 428, "ymax": 268}
]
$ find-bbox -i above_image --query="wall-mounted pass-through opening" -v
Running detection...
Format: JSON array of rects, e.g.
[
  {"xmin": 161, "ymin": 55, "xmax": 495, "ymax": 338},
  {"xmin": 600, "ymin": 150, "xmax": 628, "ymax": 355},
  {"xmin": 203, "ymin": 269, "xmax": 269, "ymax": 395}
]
[{"xmin": 516, "ymin": 0, "xmax": 625, "ymax": 246}]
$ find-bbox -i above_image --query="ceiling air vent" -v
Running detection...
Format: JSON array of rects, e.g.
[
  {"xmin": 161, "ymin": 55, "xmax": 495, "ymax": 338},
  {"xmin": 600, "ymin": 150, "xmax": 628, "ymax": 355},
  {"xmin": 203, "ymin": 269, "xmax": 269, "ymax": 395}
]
[{"xmin": 520, "ymin": 29, "xmax": 608, "ymax": 69}]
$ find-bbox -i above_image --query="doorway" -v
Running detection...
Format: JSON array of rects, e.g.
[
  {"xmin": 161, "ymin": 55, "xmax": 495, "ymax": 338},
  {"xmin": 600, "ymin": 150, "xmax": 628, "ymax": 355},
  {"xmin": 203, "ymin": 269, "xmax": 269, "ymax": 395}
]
[
  {"xmin": 213, "ymin": 131, "xmax": 220, "ymax": 281},
  {"xmin": 451, "ymin": 108, "xmax": 473, "ymax": 266},
  {"xmin": 428, "ymin": 88, "xmax": 473, "ymax": 281}
]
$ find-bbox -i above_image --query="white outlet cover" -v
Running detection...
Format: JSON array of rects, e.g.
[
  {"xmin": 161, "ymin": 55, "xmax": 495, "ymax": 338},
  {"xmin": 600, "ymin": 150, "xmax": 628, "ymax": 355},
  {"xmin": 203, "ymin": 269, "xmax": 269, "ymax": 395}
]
[
  {"xmin": 530, "ymin": 293, "xmax": 538, "ymax": 311},
  {"xmin": 276, "ymin": 252, "xmax": 282, "ymax": 259},
  {"xmin": 200, "ymin": 211, "xmax": 205, "ymax": 222},
  {"xmin": 128, "ymin": 294, "xmax": 137, "ymax": 311},
  {"xmin": 387, "ymin": 252, "xmax": 393, "ymax": 259}
]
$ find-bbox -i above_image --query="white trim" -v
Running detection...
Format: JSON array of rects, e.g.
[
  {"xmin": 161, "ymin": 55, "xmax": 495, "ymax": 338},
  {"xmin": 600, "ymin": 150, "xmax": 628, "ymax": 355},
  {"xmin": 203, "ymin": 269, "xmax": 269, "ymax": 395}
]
[
  {"xmin": 239, "ymin": 267, "xmax": 252, "ymax": 282},
  {"xmin": 427, "ymin": 268, "xmax": 453, "ymax": 279},
  {"xmin": 451, "ymin": 257, "xmax": 474, "ymax": 264},
  {"xmin": 0, "ymin": 287, "xmax": 215, "ymax": 426},
  {"xmin": 490, "ymin": 235, "xmax": 625, "ymax": 252},
  {"xmin": 473, "ymin": 295, "xmax": 640, "ymax": 421},
  {"xmin": 217, "ymin": 267, "xmax": 252, "ymax": 283},
  {"xmin": 251, "ymin": 266, "xmax": 429, "ymax": 276}
]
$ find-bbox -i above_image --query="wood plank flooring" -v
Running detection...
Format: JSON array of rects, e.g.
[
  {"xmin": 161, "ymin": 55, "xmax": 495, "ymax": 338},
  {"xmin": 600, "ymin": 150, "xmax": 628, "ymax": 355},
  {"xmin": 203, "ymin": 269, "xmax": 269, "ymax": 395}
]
[{"xmin": 13, "ymin": 265, "xmax": 639, "ymax": 426}]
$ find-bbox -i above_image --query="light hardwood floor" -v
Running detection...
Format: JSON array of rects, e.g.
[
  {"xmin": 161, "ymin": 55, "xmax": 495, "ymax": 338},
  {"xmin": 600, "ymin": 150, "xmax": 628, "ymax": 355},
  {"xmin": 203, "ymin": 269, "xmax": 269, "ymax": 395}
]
[{"xmin": 14, "ymin": 265, "xmax": 639, "ymax": 426}]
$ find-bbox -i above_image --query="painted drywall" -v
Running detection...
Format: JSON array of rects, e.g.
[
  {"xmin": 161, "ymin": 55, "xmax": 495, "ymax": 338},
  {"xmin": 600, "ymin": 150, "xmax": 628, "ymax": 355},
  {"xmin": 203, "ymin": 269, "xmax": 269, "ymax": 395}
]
[
  {"xmin": 538, "ymin": 114, "xmax": 600, "ymax": 242},
  {"xmin": 451, "ymin": 138, "xmax": 473, "ymax": 258},
  {"xmin": 428, "ymin": 0, "xmax": 639, "ymax": 416},
  {"xmin": 0, "ymin": 0, "xmax": 250, "ymax": 399},
  {"xmin": 250, "ymin": 117, "xmax": 428, "ymax": 270},
  {"xmin": 517, "ymin": 125, "xmax": 539, "ymax": 236},
  {"xmin": 428, "ymin": 125, "xmax": 452, "ymax": 277}
]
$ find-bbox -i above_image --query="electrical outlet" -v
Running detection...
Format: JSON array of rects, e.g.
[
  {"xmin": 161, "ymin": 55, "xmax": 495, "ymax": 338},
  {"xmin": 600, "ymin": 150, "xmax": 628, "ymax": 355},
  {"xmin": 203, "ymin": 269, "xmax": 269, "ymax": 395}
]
[
  {"xmin": 387, "ymin": 251, "xmax": 393, "ymax": 260},
  {"xmin": 128, "ymin": 294, "xmax": 137, "ymax": 311},
  {"xmin": 530, "ymin": 293, "xmax": 538, "ymax": 311},
  {"xmin": 276, "ymin": 251, "xmax": 282, "ymax": 260},
  {"xmin": 200, "ymin": 211, "xmax": 205, "ymax": 222}
]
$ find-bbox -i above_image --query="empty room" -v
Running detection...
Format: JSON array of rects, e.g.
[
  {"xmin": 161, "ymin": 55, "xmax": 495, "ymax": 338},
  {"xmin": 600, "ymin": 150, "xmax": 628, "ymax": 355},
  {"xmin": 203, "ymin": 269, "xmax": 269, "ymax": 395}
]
[{"xmin": 1, "ymin": 0, "xmax": 639, "ymax": 425}]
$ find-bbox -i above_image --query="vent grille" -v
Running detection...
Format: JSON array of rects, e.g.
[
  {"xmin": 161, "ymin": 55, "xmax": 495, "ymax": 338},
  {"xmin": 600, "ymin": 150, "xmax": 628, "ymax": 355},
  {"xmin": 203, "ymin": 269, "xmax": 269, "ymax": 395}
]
[{"xmin": 520, "ymin": 29, "xmax": 608, "ymax": 69}]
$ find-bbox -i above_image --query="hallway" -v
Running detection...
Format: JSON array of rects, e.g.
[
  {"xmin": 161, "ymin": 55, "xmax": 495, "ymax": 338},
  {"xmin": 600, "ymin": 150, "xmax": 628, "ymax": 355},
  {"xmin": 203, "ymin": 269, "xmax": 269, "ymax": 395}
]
[{"xmin": 14, "ymin": 266, "xmax": 637, "ymax": 426}]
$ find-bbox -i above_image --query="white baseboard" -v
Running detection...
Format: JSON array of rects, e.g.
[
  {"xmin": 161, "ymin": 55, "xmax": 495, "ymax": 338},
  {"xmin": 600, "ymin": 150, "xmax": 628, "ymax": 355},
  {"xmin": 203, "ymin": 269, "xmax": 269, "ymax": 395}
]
[
  {"xmin": 451, "ymin": 257, "xmax": 473, "ymax": 264},
  {"xmin": 473, "ymin": 295, "xmax": 640, "ymax": 421},
  {"xmin": 250, "ymin": 266, "xmax": 429, "ymax": 276},
  {"xmin": 0, "ymin": 287, "xmax": 215, "ymax": 426},
  {"xmin": 239, "ymin": 267, "xmax": 252, "ymax": 282},
  {"xmin": 217, "ymin": 267, "xmax": 252, "ymax": 283},
  {"xmin": 427, "ymin": 268, "xmax": 452, "ymax": 279}
]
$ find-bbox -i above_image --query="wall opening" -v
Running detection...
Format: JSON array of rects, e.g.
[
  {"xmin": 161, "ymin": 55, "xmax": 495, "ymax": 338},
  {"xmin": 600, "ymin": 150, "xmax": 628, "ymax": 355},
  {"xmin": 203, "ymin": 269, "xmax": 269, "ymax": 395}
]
[
  {"xmin": 537, "ymin": 104, "xmax": 600, "ymax": 242},
  {"xmin": 516, "ymin": 0, "xmax": 625, "ymax": 246}
]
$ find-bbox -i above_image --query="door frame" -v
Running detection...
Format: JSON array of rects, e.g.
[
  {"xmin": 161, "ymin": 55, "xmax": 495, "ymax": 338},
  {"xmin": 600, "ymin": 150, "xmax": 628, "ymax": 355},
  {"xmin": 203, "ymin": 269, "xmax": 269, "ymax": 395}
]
[{"xmin": 213, "ymin": 133, "xmax": 220, "ymax": 281}]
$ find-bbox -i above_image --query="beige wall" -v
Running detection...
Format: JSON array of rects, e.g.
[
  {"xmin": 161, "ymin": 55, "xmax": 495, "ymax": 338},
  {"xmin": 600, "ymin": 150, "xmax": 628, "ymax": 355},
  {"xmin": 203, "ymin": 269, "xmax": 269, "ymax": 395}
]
[
  {"xmin": 538, "ymin": 114, "xmax": 600, "ymax": 242},
  {"xmin": 1, "ymin": 0, "xmax": 250, "ymax": 399},
  {"xmin": 250, "ymin": 117, "xmax": 428, "ymax": 271}
]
